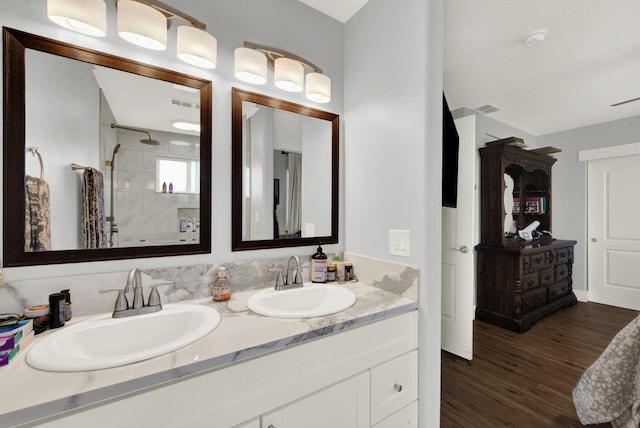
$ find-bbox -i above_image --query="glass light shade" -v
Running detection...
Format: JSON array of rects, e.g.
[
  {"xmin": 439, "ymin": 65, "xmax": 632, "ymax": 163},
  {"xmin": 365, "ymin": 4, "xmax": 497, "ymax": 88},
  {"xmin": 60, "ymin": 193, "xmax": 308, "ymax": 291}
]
[
  {"xmin": 234, "ymin": 48, "xmax": 267, "ymax": 85},
  {"xmin": 305, "ymin": 73, "xmax": 331, "ymax": 103},
  {"xmin": 47, "ymin": 0, "xmax": 107, "ymax": 37},
  {"xmin": 177, "ymin": 26, "xmax": 217, "ymax": 69},
  {"xmin": 274, "ymin": 58, "xmax": 304, "ymax": 92},
  {"xmin": 117, "ymin": 0, "xmax": 167, "ymax": 51}
]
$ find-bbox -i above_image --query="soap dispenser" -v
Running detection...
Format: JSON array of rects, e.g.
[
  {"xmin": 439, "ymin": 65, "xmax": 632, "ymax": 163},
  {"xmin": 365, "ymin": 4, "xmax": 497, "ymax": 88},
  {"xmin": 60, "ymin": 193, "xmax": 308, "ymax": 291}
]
[
  {"xmin": 212, "ymin": 267, "xmax": 231, "ymax": 301},
  {"xmin": 311, "ymin": 244, "xmax": 328, "ymax": 283}
]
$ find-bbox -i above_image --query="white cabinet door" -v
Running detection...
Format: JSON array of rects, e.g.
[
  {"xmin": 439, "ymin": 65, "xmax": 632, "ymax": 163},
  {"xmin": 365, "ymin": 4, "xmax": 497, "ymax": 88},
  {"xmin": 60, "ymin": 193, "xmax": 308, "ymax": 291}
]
[{"xmin": 261, "ymin": 372, "xmax": 370, "ymax": 428}]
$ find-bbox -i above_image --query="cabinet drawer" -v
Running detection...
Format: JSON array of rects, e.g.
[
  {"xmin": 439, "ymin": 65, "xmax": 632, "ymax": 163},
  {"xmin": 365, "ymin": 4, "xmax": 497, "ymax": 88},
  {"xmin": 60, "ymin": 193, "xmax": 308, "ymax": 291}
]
[
  {"xmin": 370, "ymin": 350, "xmax": 418, "ymax": 425},
  {"xmin": 521, "ymin": 273, "xmax": 539, "ymax": 292},
  {"xmin": 524, "ymin": 251, "xmax": 551, "ymax": 274},
  {"xmin": 548, "ymin": 280, "xmax": 569, "ymax": 302},
  {"xmin": 539, "ymin": 268, "xmax": 555, "ymax": 286},
  {"xmin": 555, "ymin": 264, "xmax": 568, "ymax": 282},
  {"xmin": 372, "ymin": 401, "xmax": 418, "ymax": 428},
  {"xmin": 556, "ymin": 247, "xmax": 571, "ymax": 265},
  {"xmin": 522, "ymin": 287, "xmax": 546, "ymax": 313}
]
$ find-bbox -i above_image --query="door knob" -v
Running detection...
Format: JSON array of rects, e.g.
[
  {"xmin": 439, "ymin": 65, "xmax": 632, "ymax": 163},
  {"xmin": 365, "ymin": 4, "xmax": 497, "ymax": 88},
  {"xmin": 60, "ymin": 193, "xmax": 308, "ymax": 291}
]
[
  {"xmin": 591, "ymin": 238, "xmax": 598, "ymax": 243},
  {"xmin": 458, "ymin": 245, "xmax": 469, "ymax": 254}
]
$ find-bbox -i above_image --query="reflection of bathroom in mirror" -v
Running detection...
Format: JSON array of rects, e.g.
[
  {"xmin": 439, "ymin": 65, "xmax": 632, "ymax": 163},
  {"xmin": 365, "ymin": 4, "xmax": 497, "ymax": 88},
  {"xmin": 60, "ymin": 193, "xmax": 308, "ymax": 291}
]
[
  {"xmin": 25, "ymin": 49, "xmax": 201, "ymax": 250},
  {"xmin": 232, "ymin": 88, "xmax": 339, "ymax": 251},
  {"xmin": 4, "ymin": 28, "xmax": 212, "ymax": 266}
]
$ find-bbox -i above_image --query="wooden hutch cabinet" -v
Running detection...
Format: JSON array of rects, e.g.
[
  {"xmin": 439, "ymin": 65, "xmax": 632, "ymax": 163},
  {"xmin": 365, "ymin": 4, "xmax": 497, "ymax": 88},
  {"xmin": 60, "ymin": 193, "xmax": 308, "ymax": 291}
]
[{"xmin": 476, "ymin": 141, "xmax": 577, "ymax": 333}]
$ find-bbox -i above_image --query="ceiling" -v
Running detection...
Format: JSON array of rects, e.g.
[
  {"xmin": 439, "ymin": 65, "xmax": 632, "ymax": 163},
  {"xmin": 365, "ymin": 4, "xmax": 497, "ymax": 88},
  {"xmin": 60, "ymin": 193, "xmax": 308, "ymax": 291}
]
[{"xmin": 303, "ymin": 0, "xmax": 640, "ymax": 137}]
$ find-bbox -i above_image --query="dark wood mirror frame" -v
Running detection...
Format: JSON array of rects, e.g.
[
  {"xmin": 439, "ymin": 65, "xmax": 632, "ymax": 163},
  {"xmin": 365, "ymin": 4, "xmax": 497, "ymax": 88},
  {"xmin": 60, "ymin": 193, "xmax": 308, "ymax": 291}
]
[
  {"xmin": 231, "ymin": 88, "xmax": 339, "ymax": 251},
  {"xmin": 3, "ymin": 28, "xmax": 212, "ymax": 266}
]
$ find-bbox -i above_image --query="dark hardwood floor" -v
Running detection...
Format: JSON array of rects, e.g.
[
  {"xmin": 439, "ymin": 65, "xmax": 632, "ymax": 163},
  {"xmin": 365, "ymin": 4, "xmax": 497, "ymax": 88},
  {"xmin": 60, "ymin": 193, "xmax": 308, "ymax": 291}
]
[{"xmin": 441, "ymin": 302, "xmax": 639, "ymax": 427}]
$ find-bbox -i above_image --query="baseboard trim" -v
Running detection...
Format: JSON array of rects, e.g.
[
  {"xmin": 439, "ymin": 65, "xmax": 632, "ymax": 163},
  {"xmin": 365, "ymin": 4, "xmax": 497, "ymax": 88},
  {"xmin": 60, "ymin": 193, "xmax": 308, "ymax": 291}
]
[{"xmin": 574, "ymin": 290, "xmax": 588, "ymax": 302}]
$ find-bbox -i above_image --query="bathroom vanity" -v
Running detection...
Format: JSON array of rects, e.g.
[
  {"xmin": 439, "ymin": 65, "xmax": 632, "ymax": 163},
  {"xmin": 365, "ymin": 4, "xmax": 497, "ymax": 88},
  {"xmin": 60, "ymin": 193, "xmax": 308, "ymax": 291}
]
[{"xmin": 0, "ymin": 282, "xmax": 417, "ymax": 428}]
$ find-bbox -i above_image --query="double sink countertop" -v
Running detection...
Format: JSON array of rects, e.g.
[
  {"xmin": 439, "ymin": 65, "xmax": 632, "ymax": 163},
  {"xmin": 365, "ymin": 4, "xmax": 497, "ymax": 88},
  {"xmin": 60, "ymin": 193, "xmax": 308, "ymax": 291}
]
[{"xmin": 0, "ymin": 281, "xmax": 417, "ymax": 428}]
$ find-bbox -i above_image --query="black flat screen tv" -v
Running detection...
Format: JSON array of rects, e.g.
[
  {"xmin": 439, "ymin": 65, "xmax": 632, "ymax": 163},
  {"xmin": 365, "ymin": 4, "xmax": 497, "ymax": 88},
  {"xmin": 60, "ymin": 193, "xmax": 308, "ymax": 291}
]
[{"xmin": 442, "ymin": 94, "xmax": 460, "ymax": 208}]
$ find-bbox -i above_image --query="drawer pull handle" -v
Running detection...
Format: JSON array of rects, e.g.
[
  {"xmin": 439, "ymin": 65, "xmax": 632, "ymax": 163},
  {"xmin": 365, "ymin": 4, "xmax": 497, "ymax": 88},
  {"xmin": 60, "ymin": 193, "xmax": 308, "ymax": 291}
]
[
  {"xmin": 394, "ymin": 383, "xmax": 403, "ymax": 392},
  {"xmin": 268, "ymin": 425, "xmax": 276, "ymax": 428}
]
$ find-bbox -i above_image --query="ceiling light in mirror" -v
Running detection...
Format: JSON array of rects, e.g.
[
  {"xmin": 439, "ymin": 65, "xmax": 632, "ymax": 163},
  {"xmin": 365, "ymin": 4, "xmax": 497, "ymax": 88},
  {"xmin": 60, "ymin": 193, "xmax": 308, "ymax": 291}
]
[
  {"xmin": 305, "ymin": 73, "xmax": 331, "ymax": 103},
  {"xmin": 173, "ymin": 84, "xmax": 200, "ymax": 94},
  {"xmin": 117, "ymin": 0, "xmax": 167, "ymax": 51},
  {"xmin": 170, "ymin": 139, "xmax": 192, "ymax": 146},
  {"xmin": 274, "ymin": 58, "xmax": 304, "ymax": 92},
  {"xmin": 234, "ymin": 47, "xmax": 268, "ymax": 85},
  {"xmin": 172, "ymin": 121, "xmax": 201, "ymax": 132},
  {"xmin": 176, "ymin": 26, "xmax": 217, "ymax": 69},
  {"xmin": 47, "ymin": 0, "xmax": 107, "ymax": 37}
]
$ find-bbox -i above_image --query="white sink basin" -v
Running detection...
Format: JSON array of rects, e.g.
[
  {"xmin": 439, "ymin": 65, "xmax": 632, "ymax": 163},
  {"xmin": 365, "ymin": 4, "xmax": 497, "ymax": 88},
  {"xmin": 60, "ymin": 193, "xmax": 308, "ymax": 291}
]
[
  {"xmin": 247, "ymin": 284, "xmax": 357, "ymax": 319},
  {"xmin": 27, "ymin": 304, "xmax": 221, "ymax": 372}
]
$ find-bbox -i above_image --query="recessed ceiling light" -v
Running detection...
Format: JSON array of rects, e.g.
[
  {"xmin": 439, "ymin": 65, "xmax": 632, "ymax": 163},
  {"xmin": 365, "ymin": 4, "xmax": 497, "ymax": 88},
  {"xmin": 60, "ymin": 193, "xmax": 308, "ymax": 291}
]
[
  {"xmin": 522, "ymin": 29, "xmax": 548, "ymax": 48},
  {"xmin": 170, "ymin": 139, "xmax": 192, "ymax": 146},
  {"xmin": 172, "ymin": 121, "xmax": 200, "ymax": 132},
  {"xmin": 172, "ymin": 84, "xmax": 199, "ymax": 94}
]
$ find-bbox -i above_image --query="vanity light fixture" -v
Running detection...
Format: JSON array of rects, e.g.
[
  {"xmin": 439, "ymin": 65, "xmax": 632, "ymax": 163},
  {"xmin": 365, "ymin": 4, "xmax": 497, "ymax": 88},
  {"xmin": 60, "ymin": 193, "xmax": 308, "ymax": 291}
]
[
  {"xmin": 117, "ymin": 0, "xmax": 167, "ymax": 50},
  {"xmin": 274, "ymin": 58, "xmax": 304, "ymax": 93},
  {"xmin": 235, "ymin": 42, "xmax": 331, "ymax": 103},
  {"xmin": 46, "ymin": 0, "xmax": 217, "ymax": 69},
  {"xmin": 47, "ymin": 0, "xmax": 107, "ymax": 37},
  {"xmin": 176, "ymin": 25, "xmax": 217, "ymax": 69},
  {"xmin": 234, "ymin": 47, "xmax": 268, "ymax": 85}
]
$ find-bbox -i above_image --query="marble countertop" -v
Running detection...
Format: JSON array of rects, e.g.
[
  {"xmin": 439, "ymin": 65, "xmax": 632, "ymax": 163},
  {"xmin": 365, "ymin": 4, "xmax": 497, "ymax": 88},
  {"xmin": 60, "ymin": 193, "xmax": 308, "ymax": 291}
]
[{"xmin": 0, "ymin": 281, "xmax": 416, "ymax": 428}]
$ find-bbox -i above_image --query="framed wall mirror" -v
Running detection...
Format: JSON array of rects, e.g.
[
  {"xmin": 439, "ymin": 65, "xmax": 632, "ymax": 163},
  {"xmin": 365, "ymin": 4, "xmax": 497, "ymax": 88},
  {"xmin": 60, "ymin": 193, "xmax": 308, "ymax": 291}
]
[
  {"xmin": 3, "ymin": 28, "xmax": 212, "ymax": 266},
  {"xmin": 231, "ymin": 88, "xmax": 339, "ymax": 250}
]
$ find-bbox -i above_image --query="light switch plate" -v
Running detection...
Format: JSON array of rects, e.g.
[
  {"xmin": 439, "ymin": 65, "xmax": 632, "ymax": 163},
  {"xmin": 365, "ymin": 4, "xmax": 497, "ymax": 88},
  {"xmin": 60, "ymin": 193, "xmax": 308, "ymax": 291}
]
[{"xmin": 389, "ymin": 229, "xmax": 411, "ymax": 257}]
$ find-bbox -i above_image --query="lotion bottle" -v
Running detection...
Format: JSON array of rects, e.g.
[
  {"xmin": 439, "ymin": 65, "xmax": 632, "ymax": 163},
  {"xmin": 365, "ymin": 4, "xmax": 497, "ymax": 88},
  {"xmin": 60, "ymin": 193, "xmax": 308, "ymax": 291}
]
[
  {"xmin": 311, "ymin": 244, "xmax": 328, "ymax": 283},
  {"xmin": 212, "ymin": 267, "xmax": 231, "ymax": 301}
]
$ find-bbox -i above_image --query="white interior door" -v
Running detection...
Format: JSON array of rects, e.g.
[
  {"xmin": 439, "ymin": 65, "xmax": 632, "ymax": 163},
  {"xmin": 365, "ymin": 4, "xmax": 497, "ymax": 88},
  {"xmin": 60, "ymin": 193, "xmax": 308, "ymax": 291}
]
[
  {"xmin": 588, "ymin": 153, "xmax": 640, "ymax": 310},
  {"xmin": 441, "ymin": 115, "xmax": 476, "ymax": 360}
]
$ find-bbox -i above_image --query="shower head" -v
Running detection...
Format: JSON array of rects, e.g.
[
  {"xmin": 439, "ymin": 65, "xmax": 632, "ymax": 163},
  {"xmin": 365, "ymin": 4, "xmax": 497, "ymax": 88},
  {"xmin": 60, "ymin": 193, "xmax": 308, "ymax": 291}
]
[
  {"xmin": 111, "ymin": 123, "xmax": 161, "ymax": 146},
  {"xmin": 106, "ymin": 143, "xmax": 122, "ymax": 168},
  {"xmin": 139, "ymin": 137, "xmax": 161, "ymax": 146}
]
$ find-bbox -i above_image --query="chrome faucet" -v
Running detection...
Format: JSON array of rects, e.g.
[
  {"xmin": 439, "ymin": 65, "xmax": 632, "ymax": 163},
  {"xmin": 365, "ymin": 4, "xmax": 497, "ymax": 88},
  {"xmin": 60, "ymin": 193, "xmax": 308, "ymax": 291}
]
[
  {"xmin": 268, "ymin": 256, "xmax": 304, "ymax": 290},
  {"xmin": 281, "ymin": 256, "xmax": 304, "ymax": 290},
  {"xmin": 99, "ymin": 268, "xmax": 163, "ymax": 318}
]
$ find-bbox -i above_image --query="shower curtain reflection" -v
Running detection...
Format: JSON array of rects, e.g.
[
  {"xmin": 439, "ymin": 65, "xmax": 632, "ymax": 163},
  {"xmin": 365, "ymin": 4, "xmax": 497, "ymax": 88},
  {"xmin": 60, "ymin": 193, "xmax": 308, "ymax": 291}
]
[{"xmin": 286, "ymin": 153, "xmax": 302, "ymax": 238}]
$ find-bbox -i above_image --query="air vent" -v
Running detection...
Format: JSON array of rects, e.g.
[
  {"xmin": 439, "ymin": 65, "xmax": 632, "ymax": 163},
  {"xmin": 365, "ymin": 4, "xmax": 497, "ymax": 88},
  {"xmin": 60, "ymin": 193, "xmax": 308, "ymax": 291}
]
[
  {"xmin": 169, "ymin": 98, "xmax": 201, "ymax": 110},
  {"xmin": 474, "ymin": 103, "xmax": 502, "ymax": 114}
]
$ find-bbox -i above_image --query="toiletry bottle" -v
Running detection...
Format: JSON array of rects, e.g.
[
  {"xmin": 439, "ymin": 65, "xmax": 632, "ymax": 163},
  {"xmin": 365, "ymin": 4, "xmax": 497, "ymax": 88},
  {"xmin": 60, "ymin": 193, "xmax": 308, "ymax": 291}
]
[
  {"xmin": 61, "ymin": 289, "xmax": 72, "ymax": 321},
  {"xmin": 311, "ymin": 244, "xmax": 328, "ymax": 283},
  {"xmin": 212, "ymin": 267, "xmax": 231, "ymax": 301},
  {"xmin": 162, "ymin": 182, "xmax": 167, "ymax": 193},
  {"xmin": 169, "ymin": 182, "xmax": 174, "ymax": 193},
  {"xmin": 48, "ymin": 292, "xmax": 66, "ymax": 329},
  {"xmin": 327, "ymin": 253, "xmax": 339, "ymax": 282},
  {"xmin": 327, "ymin": 263, "xmax": 336, "ymax": 282}
]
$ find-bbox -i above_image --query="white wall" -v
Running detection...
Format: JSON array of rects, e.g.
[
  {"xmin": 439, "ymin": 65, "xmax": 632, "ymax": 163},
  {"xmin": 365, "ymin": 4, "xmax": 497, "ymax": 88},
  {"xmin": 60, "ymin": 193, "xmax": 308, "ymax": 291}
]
[
  {"xmin": 344, "ymin": 0, "xmax": 444, "ymax": 426},
  {"xmin": 301, "ymin": 116, "xmax": 332, "ymax": 237},
  {"xmin": 26, "ymin": 50, "xmax": 100, "ymax": 250},
  {"xmin": 539, "ymin": 114, "xmax": 640, "ymax": 294}
]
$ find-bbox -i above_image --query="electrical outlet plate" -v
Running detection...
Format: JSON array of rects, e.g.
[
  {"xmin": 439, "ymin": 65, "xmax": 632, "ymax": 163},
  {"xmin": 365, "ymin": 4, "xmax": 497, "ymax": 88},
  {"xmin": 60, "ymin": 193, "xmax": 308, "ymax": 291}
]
[{"xmin": 389, "ymin": 229, "xmax": 411, "ymax": 257}]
